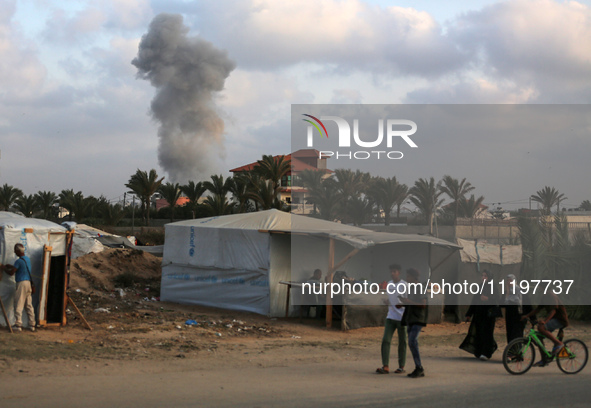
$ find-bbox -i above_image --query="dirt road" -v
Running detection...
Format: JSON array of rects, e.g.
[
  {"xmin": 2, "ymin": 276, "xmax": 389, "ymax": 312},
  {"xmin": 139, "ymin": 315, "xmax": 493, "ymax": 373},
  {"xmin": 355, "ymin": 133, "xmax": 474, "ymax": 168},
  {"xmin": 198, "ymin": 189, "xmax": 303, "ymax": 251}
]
[{"xmin": 2, "ymin": 345, "xmax": 590, "ymax": 408}]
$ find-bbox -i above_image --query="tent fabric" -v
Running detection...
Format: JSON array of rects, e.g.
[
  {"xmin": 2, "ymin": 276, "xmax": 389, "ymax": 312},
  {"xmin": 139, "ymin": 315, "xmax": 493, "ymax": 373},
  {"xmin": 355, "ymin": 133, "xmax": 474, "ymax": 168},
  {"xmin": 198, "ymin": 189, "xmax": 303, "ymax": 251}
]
[
  {"xmin": 161, "ymin": 210, "xmax": 461, "ymax": 318},
  {"xmin": 0, "ymin": 212, "xmax": 68, "ymax": 327},
  {"xmin": 457, "ymin": 238, "xmax": 522, "ymax": 265},
  {"xmin": 71, "ymin": 224, "xmax": 163, "ymax": 258}
]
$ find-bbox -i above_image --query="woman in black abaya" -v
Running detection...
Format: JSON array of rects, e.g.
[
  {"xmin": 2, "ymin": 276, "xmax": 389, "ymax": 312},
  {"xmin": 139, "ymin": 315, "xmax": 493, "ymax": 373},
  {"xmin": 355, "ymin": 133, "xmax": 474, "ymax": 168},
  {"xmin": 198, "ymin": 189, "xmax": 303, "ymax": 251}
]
[{"xmin": 460, "ymin": 270, "xmax": 498, "ymax": 361}]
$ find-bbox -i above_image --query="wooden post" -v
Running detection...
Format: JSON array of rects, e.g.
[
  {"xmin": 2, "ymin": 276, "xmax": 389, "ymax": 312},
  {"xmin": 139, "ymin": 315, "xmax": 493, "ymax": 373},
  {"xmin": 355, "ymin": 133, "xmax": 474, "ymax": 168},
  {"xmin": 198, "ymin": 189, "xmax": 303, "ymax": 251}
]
[
  {"xmin": 0, "ymin": 296, "xmax": 13, "ymax": 333},
  {"xmin": 67, "ymin": 297, "xmax": 92, "ymax": 331},
  {"xmin": 326, "ymin": 238, "xmax": 335, "ymax": 328}
]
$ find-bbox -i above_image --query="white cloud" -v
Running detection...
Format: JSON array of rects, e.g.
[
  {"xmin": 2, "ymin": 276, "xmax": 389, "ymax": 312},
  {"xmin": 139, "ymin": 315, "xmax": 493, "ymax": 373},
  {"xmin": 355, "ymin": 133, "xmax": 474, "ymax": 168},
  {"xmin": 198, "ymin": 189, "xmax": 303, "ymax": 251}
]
[
  {"xmin": 447, "ymin": 0, "xmax": 591, "ymax": 102},
  {"xmin": 180, "ymin": 0, "xmax": 466, "ymax": 76}
]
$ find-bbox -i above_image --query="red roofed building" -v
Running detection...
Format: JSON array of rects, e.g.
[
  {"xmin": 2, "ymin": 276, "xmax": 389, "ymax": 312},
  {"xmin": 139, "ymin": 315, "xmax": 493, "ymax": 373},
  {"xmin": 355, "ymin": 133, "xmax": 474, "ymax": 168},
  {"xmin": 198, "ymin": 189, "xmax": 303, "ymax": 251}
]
[{"xmin": 230, "ymin": 149, "xmax": 333, "ymax": 214}]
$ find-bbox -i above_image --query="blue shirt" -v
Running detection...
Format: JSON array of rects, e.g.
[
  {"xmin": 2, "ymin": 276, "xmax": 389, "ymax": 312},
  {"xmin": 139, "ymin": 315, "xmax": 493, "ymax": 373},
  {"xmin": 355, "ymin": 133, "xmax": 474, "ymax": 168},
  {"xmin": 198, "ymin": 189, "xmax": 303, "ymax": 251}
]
[{"xmin": 14, "ymin": 256, "xmax": 32, "ymax": 283}]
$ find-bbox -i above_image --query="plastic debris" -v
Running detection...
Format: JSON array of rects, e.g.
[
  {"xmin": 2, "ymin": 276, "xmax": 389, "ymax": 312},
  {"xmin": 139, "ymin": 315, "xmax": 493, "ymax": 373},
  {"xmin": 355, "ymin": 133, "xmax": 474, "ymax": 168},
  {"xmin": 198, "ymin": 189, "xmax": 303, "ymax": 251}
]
[
  {"xmin": 185, "ymin": 319, "xmax": 198, "ymax": 326},
  {"xmin": 94, "ymin": 308, "xmax": 110, "ymax": 313}
]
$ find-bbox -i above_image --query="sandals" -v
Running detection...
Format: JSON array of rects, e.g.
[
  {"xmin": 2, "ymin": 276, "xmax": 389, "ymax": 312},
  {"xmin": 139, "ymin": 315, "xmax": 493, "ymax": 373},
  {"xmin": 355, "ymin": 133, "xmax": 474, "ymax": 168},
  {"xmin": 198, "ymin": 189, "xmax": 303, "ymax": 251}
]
[
  {"xmin": 376, "ymin": 367, "xmax": 389, "ymax": 374},
  {"xmin": 394, "ymin": 368, "xmax": 405, "ymax": 374}
]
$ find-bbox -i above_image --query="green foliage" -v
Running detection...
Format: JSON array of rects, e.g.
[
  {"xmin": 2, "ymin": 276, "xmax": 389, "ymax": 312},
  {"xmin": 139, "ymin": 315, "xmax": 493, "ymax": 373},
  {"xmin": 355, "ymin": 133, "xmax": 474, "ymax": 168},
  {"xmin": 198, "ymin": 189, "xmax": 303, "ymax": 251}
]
[
  {"xmin": 0, "ymin": 184, "xmax": 23, "ymax": 211},
  {"xmin": 125, "ymin": 169, "xmax": 164, "ymax": 227},
  {"xmin": 15, "ymin": 194, "xmax": 38, "ymax": 217},
  {"xmin": 531, "ymin": 186, "xmax": 566, "ymax": 215}
]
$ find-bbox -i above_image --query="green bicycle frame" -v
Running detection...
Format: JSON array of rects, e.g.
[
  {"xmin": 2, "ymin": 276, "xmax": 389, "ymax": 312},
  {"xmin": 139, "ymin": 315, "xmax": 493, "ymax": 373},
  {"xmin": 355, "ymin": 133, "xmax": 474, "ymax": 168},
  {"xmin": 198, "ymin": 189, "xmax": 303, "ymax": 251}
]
[{"xmin": 522, "ymin": 329, "xmax": 554, "ymax": 359}]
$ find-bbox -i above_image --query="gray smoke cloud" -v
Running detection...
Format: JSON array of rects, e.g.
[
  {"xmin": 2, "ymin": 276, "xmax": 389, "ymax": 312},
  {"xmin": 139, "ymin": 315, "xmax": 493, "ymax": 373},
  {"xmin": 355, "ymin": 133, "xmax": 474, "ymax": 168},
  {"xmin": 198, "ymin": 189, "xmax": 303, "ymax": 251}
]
[{"xmin": 132, "ymin": 13, "xmax": 236, "ymax": 182}]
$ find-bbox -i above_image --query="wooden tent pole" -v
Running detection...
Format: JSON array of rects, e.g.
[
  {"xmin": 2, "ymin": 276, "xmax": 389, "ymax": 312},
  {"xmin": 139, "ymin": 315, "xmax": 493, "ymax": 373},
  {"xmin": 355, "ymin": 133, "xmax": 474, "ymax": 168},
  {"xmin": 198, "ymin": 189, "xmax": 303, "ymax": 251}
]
[
  {"xmin": 0, "ymin": 296, "xmax": 13, "ymax": 333},
  {"xmin": 326, "ymin": 238, "xmax": 335, "ymax": 328},
  {"xmin": 67, "ymin": 296, "xmax": 92, "ymax": 331}
]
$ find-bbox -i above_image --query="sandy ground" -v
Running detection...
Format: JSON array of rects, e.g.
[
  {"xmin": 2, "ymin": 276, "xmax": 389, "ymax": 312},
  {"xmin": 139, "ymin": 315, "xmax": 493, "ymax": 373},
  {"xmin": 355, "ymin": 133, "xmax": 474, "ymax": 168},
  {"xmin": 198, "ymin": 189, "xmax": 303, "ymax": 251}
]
[{"xmin": 1, "ymin": 248, "xmax": 590, "ymax": 407}]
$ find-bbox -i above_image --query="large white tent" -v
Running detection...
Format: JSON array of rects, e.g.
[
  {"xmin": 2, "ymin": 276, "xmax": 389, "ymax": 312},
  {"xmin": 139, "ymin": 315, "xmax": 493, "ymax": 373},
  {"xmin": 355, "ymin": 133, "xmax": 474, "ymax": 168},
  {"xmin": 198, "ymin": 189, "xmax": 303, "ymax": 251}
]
[
  {"xmin": 0, "ymin": 212, "xmax": 72, "ymax": 328},
  {"xmin": 161, "ymin": 210, "xmax": 460, "ymax": 319}
]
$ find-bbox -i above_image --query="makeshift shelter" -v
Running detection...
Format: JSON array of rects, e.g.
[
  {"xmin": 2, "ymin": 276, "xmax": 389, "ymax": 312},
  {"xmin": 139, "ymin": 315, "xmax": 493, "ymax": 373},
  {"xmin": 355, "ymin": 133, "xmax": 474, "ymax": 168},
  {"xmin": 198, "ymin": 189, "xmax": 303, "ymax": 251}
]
[
  {"xmin": 453, "ymin": 238, "xmax": 523, "ymax": 317},
  {"xmin": 71, "ymin": 223, "xmax": 164, "ymax": 258},
  {"xmin": 0, "ymin": 212, "xmax": 74, "ymax": 328},
  {"xmin": 161, "ymin": 210, "xmax": 460, "ymax": 329}
]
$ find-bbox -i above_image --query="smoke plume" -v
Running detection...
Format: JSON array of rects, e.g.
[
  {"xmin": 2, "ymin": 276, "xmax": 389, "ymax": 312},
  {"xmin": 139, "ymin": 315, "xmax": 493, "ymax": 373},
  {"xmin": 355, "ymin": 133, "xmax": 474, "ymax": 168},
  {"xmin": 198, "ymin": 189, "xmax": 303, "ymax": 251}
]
[{"xmin": 132, "ymin": 13, "xmax": 235, "ymax": 182}]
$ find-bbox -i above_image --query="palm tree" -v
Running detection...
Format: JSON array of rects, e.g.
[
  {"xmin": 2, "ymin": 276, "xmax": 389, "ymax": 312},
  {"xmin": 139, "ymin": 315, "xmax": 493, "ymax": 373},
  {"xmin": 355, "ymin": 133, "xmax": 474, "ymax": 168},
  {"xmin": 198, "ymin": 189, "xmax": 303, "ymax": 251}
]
[
  {"xmin": 296, "ymin": 169, "xmax": 326, "ymax": 214},
  {"xmin": 203, "ymin": 175, "xmax": 233, "ymax": 216},
  {"xmin": 409, "ymin": 177, "xmax": 444, "ymax": 235},
  {"xmin": 204, "ymin": 195, "xmax": 234, "ymax": 216},
  {"xmin": 580, "ymin": 200, "xmax": 591, "ymax": 211},
  {"xmin": 344, "ymin": 197, "xmax": 373, "ymax": 226},
  {"xmin": 181, "ymin": 181, "xmax": 206, "ymax": 218},
  {"xmin": 69, "ymin": 192, "xmax": 92, "ymax": 222},
  {"xmin": 14, "ymin": 194, "xmax": 38, "ymax": 217},
  {"xmin": 125, "ymin": 169, "xmax": 164, "ymax": 226},
  {"xmin": 34, "ymin": 191, "xmax": 57, "ymax": 220},
  {"xmin": 253, "ymin": 154, "xmax": 291, "ymax": 193},
  {"xmin": 246, "ymin": 178, "xmax": 278, "ymax": 210},
  {"xmin": 440, "ymin": 175, "xmax": 475, "ymax": 222},
  {"xmin": 158, "ymin": 182, "xmax": 182, "ymax": 222},
  {"xmin": 305, "ymin": 178, "xmax": 341, "ymax": 221},
  {"xmin": 102, "ymin": 204, "xmax": 125, "ymax": 226},
  {"xmin": 394, "ymin": 184, "xmax": 409, "ymax": 219},
  {"xmin": 0, "ymin": 184, "xmax": 23, "ymax": 211},
  {"xmin": 459, "ymin": 195, "xmax": 485, "ymax": 218},
  {"xmin": 228, "ymin": 174, "xmax": 252, "ymax": 213},
  {"xmin": 368, "ymin": 176, "xmax": 406, "ymax": 226},
  {"xmin": 333, "ymin": 169, "xmax": 368, "ymax": 200},
  {"xmin": 531, "ymin": 186, "xmax": 567, "ymax": 215},
  {"xmin": 59, "ymin": 189, "xmax": 76, "ymax": 221},
  {"xmin": 204, "ymin": 175, "xmax": 231, "ymax": 200}
]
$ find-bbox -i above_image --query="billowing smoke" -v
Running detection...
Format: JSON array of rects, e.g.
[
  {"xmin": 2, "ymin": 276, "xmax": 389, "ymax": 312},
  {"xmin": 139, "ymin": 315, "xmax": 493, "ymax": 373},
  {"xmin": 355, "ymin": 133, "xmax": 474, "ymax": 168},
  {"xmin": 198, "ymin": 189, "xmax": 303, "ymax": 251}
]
[{"xmin": 132, "ymin": 13, "xmax": 235, "ymax": 182}]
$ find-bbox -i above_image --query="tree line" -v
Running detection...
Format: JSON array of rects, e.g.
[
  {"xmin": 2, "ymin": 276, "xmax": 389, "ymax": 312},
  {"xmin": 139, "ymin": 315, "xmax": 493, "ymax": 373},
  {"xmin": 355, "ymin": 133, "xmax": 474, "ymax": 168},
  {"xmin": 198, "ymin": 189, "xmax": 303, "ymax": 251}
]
[{"xmin": 0, "ymin": 154, "xmax": 577, "ymax": 228}]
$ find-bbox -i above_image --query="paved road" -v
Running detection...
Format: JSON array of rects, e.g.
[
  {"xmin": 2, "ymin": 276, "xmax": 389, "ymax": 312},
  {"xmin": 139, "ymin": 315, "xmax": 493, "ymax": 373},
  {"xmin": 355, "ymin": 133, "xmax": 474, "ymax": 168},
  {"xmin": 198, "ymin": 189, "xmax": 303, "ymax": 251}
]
[{"xmin": 2, "ymin": 354, "xmax": 590, "ymax": 407}]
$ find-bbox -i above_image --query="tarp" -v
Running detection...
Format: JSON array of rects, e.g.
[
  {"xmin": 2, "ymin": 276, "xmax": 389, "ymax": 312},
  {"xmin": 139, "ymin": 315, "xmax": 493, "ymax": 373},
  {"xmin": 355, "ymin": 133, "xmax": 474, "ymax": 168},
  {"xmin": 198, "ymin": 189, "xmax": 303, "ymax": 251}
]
[
  {"xmin": 457, "ymin": 238, "xmax": 522, "ymax": 265},
  {"xmin": 0, "ymin": 212, "xmax": 68, "ymax": 327},
  {"xmin": 161, "ymin": 210, "xmax": 461, "ymax": 317},
  {"xmin": 71, "ymin": 224, "xmax": 163, "ymax": 258}
]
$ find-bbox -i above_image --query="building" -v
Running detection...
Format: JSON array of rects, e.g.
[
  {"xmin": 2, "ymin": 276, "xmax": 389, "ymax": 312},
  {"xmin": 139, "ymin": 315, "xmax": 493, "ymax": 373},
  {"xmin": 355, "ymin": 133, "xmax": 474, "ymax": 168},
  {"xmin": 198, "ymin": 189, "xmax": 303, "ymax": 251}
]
[{"xmin": 229, "ymin": 149, "xmax": 333, "ymax": 214}]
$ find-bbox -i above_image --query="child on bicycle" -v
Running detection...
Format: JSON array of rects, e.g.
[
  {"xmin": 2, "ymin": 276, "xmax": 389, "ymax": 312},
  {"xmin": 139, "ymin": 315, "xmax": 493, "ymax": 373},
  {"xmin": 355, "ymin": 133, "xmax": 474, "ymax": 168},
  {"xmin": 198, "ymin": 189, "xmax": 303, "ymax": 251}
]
[{"xmin": 521, "ymin": 292, "xmax": 569, "ymax": 366}]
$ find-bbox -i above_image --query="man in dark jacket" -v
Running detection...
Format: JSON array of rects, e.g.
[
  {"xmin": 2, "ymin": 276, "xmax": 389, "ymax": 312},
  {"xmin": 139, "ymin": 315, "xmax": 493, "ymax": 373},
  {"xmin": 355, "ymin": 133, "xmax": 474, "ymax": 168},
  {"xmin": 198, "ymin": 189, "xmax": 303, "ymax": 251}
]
[{"xmin": 400, "ymin": 268, "xmax": 428, "ymax": 378}]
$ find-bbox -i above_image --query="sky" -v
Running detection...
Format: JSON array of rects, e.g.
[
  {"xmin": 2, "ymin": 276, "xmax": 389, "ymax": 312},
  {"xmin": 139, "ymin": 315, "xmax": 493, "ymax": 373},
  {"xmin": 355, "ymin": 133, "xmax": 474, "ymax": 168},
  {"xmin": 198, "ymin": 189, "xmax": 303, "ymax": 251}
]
[{"xmin": 1, "ymin": 0, "xmax": 590, "ymax": 211}]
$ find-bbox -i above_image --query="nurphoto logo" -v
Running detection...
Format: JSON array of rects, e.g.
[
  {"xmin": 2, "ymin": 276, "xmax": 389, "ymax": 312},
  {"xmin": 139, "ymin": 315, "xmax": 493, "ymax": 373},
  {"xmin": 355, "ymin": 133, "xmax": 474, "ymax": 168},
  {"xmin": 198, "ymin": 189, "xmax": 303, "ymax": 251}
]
[{"xmin": 302, "ymin": 114, "xmax": 418, "ymax": 160}]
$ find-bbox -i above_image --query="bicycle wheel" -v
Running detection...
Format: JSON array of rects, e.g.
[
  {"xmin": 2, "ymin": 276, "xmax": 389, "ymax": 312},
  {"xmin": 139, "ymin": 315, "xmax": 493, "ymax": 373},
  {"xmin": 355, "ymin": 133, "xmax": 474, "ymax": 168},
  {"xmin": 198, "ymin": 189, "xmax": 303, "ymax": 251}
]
[
  {"xmin": 503, "ymin": 337, "xmax": 535, "ymax": 375},
  {"xmin": 557, "ymin": 339, "xmax": 588, "ymax": 374}
]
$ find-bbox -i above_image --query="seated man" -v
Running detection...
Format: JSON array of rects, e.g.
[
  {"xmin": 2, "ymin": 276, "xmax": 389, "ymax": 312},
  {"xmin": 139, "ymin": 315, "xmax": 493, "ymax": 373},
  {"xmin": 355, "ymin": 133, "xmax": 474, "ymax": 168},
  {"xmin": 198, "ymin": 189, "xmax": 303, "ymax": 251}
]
[{"xmin": 522, "ymin": 292, "xmax": 569, "ymax": 366}]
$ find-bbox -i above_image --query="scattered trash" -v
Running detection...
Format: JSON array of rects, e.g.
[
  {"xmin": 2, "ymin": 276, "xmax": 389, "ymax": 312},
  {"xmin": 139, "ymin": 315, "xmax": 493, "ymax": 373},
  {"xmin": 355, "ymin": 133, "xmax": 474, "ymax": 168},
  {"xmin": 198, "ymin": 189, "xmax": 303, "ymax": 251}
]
[
  {"xmin": 75, "ymin": 289, "xmax": 81, "ymax": 293},
  {"xmin": 215, "ymin": 332, "xmax": 222, "ymax": 337},
  {"xmin": 185, "ymin": 320, "xmax": 198, "ymax": 326},
  {"xmin": 94, "ymin": 308, "xmax": 110, "ymax": 313},
  {"xmin": 115, "ymin": 288, "xmax": 125, "ymax": 298},
  {"xmin": 176, "ymin": 325, "xmax": 182, "ymax": 329},
  {"xmin": 107, "ymin": 325, "xmax": 115, "ymax": 330},
  {"xmin": 291, "ymin": 336, "xmax": 301, "ymax": 339},
  {"xmin": 68, "ymin": 339, "xmax": 74, "ymax": 344}
]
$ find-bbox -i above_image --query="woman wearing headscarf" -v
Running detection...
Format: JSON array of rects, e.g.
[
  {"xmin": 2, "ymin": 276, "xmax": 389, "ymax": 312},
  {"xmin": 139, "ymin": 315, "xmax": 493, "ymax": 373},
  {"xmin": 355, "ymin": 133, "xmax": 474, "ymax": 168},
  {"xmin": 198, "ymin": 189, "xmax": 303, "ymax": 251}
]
[
  {"xmin": 502, "ymin": 274, "xmax": 532, "ymax": 343},
  {"xmin": 460, "ymin": 270, "xmax": 499, "ymax": 361}
]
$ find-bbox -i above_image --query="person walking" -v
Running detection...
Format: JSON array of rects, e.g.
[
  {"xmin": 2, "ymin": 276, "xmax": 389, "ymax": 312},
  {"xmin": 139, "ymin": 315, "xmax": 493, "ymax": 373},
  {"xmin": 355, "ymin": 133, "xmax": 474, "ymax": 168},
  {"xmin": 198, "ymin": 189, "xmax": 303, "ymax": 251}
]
[
  {"xmin": 460, "ymin": 270, "xmax": 498, "ymax": 360},
  {"xmin": 400, "ymin": 268, "xmax": 428, "ymax": 378},
  {"xmin": 376, "ymin": 264, "xmax": 407, "ymax": 374}
]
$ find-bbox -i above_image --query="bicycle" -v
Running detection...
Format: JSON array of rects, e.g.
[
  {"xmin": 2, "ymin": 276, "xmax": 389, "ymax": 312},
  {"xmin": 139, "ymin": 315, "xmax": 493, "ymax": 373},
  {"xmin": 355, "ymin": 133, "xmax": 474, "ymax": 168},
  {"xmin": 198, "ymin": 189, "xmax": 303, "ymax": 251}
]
[{"xmin": 502, "ymin": 320, "xmax": 588, "ymax": 375}]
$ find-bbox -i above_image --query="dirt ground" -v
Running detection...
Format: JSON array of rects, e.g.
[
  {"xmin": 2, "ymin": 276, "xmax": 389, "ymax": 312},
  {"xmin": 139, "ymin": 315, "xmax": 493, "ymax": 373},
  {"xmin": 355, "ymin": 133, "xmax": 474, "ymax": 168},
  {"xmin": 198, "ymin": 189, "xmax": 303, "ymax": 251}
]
[{"xmin": 1, "ymin": 247, "xmax": 590, "ymax": 378}]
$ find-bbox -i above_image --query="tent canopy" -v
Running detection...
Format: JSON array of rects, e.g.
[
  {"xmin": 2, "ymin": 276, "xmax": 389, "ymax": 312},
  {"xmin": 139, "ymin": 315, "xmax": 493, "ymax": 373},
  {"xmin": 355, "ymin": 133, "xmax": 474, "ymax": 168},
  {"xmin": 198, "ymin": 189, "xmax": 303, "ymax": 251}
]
[
  {"xmin": 170, "ymin": 209, "xmax": 460, "ymax": 251},
  {"xmin": 162, "ymin": 210, "xmax": 460, "ymax": 318}
]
